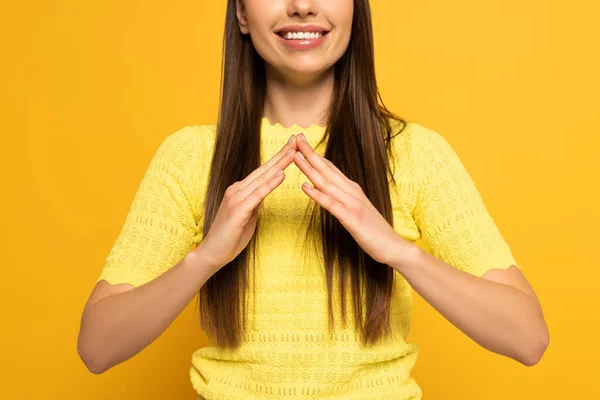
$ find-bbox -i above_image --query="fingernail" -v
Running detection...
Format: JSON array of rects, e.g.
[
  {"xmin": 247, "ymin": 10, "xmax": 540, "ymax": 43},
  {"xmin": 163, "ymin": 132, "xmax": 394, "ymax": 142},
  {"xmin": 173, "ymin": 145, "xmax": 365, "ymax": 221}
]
[
  {"xmin": 286, "ymin": 148, "xmax": 293, "ymax": 155},
  {"xmin": 299, "ymin": 133, "xmax": 306, "ymax": 142},
  {"xmin": 297, "ymin": 152, "xmax": 305, "ymax": 161},
  {"xmin": 288, "ymin": 134, "xmax": 294, "ymax": 143}
]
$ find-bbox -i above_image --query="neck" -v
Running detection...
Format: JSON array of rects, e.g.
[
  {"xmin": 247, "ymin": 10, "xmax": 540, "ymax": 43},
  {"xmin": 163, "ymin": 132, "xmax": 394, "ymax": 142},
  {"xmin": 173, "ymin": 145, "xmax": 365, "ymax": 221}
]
[{"xmin": 263, "ymin": 65, "xmax": 334, "ymax": 129}]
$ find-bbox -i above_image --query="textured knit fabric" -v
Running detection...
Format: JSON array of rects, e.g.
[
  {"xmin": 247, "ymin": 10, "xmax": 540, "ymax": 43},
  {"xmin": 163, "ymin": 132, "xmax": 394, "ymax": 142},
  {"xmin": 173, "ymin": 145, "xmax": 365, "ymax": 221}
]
[{"xmin": 97, "ymin": 117, "xmax": 519, "ymax": 399}]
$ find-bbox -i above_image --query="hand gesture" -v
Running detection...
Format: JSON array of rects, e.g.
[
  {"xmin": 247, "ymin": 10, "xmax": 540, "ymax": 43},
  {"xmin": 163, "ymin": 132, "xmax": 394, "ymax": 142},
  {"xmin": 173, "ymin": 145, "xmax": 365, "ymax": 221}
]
[
  {"xmin": 293, "ymin": 133, "xmax": 400, "ymax": 265},
  {"xmin": 198, "ymin": 136, "xmax": 298, "ymax": 272}
]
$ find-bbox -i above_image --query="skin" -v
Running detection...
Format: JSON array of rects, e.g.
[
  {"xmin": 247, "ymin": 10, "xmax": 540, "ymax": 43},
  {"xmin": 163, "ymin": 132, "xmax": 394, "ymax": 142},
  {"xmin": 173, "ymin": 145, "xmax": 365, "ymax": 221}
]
[
  {"xmin": 236, "ymin": 0, "xmax": 353, "ymax": 127},
  {"xmin": 237, "ymin": 0, "xmax": 550, "ymax": 366}
]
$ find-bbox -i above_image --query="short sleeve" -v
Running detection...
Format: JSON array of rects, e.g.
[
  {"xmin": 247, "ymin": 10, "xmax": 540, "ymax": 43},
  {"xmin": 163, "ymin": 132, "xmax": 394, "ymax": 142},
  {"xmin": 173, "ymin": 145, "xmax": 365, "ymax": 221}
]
[
  {"xmin": 410, "ymin": 124, "xmax": 520, "ymax": 277},
  {"xmin": 97, "ymin": 126, "xmax": 201, "ymax": 287}
]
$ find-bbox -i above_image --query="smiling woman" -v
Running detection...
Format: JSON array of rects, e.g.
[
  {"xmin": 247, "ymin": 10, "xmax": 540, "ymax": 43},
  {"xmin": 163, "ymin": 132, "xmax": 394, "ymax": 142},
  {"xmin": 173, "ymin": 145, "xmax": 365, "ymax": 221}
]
[
  {"xmin": 79, "ymin": 0, "xmax": 548, "ymax": 399},
  {"xmin": 236, "ymin": 0, "xmax": 353, "ymax": 86}
]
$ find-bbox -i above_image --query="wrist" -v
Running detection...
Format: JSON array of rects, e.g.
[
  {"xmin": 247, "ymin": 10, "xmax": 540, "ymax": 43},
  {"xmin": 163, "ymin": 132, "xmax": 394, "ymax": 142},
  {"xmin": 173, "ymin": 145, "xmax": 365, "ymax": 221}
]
[
  {"xmin": 186, "ymin": 244, "xmax": 222, "ymax": 276},
  {"xmin": 387, "ymin": 238, "xmax": 423, "ymax": 274}
]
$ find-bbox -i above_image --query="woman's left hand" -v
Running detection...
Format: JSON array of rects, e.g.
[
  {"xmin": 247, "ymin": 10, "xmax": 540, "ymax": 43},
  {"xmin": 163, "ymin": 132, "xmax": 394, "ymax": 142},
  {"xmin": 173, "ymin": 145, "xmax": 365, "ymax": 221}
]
[{"xmin": 292, "ymin": 133, "xmax": 408, "ymax": 266}]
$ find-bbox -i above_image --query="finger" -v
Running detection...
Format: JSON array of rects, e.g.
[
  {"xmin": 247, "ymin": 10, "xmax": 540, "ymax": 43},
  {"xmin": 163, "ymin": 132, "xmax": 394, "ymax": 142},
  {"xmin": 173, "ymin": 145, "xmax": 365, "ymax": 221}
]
[
  {"xmin": 295, "ymin": 136, "xmax": 359, "ymax": 194},
  {"xmin": 236, "ymin": 135, "xmax": 296, "ymax": 191},
  {"xmin": 295, "ymin": 150, "xmax": 357, "ymax": 207},
  {"xmin": 237, "ymin": 146, "xmax": 296, "ymax": 199},
  {"xmin": 322, "ymin": 157, "xmax": 355, "ymax": 186},
  {"xmin": 239, "ymin": 169, "xmax": 287, "ymax": 214},
  {"xmin": 301, "ymin": 182, "xmax": 350, "ymax": 222}
]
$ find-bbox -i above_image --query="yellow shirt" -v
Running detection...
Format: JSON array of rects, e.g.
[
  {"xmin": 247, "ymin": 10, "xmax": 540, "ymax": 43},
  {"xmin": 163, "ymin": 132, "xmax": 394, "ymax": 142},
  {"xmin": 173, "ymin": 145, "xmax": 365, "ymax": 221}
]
[{"xmin": 97, "ymin": 117, "xmax": 519, "ymax": 399}]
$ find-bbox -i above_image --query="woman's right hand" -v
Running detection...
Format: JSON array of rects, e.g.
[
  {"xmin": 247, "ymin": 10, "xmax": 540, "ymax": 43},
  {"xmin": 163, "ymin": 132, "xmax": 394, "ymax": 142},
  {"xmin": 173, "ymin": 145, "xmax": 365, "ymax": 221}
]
[{"xmin": 198, "ymin": 135, "xmax": 298, "ymax": 272}]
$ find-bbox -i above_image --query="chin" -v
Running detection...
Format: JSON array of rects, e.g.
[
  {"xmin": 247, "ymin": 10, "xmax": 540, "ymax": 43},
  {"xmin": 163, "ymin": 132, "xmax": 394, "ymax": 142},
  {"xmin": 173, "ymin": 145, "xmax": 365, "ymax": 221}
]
[{"xmin": 276, "ymin": 62, "xmax": 334, "ymax": 81}]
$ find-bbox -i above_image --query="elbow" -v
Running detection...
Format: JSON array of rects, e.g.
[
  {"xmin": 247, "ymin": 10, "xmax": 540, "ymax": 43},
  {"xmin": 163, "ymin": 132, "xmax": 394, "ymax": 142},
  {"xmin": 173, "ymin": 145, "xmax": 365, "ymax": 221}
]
[
  {"xmin": 77, "ymin": 333, "xmax": 108, "ymax": 375},
  {"xmin": 517, "ymin": 325, "xmax": 550, "ymax": 367}
]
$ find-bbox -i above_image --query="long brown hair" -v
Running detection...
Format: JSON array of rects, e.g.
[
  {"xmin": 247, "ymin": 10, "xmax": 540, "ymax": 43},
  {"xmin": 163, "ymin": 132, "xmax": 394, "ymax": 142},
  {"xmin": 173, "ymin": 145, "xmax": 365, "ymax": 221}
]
[{"xmin": 198, "ymin": 0, "xmax": 408, "ymax": 349}]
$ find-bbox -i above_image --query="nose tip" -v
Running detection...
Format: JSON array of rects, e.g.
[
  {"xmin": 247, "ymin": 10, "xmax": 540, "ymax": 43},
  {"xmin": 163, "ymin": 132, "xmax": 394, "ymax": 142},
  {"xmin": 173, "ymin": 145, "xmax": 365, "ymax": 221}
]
[{"xmin": 287, "ymin": 0, "xmax": 317, "ymax": 17}]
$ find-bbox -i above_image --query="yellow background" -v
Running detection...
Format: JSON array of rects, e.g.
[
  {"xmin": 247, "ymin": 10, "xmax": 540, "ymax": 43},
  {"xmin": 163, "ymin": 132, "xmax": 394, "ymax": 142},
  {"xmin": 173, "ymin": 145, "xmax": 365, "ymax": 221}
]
[{"xmin": 1, "ymin": 0, "xmax": 597, "ymax": 398}]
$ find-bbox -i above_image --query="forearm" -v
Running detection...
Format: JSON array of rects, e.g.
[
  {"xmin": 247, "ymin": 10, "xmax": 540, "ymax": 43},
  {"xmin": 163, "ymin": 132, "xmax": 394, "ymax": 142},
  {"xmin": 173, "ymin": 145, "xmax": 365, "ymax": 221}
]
[
  {"xmin": 78, "ymin": 245, "xmax": 217, "ymax": 374},
  {"xmin": 389, "ymin": 243, "xmax": 548, "ymax": 366}
]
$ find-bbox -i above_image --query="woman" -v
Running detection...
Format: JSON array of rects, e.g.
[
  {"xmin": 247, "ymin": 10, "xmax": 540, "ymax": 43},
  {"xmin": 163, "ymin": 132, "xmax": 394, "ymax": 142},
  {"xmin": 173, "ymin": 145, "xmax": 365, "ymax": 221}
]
[{"xmin": 78, "ymin": 0, "xmax": 549, "ymax": 399}]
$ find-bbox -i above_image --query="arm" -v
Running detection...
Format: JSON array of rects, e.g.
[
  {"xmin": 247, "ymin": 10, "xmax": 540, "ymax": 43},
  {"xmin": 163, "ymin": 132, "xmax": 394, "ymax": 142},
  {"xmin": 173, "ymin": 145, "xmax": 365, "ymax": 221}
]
[
  {"xmin": 393, "ymin": 124, "xmax": 549, "ymax": 366},
  {"xmin": 78, "ymin": 126, "xmax": 211, "ymax": 373},
  {"xmin": 388, "ymin": 244, "xmax": 549, "ymax": 366},
  {"xmin": 77, "ymin": 247, "xmax": 216, "ymax": 374}
]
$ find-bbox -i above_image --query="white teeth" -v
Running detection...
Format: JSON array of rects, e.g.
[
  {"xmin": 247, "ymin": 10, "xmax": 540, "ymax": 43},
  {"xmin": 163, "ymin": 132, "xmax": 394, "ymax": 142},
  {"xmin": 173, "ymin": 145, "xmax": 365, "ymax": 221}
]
[{"xmin": 282, "ymin": 31, "xmax": 324, "ymax": 40}]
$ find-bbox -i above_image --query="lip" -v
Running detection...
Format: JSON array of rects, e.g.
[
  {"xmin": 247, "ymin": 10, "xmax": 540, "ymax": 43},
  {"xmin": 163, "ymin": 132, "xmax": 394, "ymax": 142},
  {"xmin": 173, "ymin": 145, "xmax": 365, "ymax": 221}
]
[
  {"xmin": 274, "ymin": 24, "xmax": 330, "ymax": 34},
  {"xmin": 275, "ymin": 30, "xmax": 329, "ymax": 51}
]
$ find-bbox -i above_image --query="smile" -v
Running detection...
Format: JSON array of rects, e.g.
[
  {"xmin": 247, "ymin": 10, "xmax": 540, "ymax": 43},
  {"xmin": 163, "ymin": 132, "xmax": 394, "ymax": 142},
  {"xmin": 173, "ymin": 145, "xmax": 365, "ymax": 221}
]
[
  {"xmin": 274, "ymin": 30, "xmax": 330, "ymax": 50},
  {"xmin": 276, "ymin": 31, "xmax": 327, "ymax": 40}
]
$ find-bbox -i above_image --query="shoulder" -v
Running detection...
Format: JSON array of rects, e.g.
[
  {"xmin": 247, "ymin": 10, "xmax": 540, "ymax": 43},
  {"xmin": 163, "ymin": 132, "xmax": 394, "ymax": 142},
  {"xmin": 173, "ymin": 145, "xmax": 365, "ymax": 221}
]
[
  {"xmin": 408, "ymin": 122, "xmax": 453, "ymax": 156},
  {"xmin": 388, "ymin": 119, "xmax": 447, "ymax": 159},
  {"xmin": 185, "ymin": 124, "xmax": 218, "ymax": 158},
  {"xmin": 390, "ymin": 121, "xmax": 457, "ymax": 167},
  {"xmin": 156, "ymin": 124, "xmax": 217, "ymax": 161},
  {"xmin": 389, "ymin": 120, "xmax": 449, "ymax": 152},
  {"xmin": 186, "ymin": 124, "xmax": 217, "ymax": 142},
  {"xmin": 186, "ymin": 123, "xmax": 218, "ymax": 143}
]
